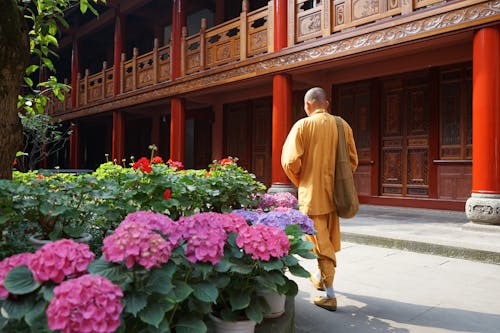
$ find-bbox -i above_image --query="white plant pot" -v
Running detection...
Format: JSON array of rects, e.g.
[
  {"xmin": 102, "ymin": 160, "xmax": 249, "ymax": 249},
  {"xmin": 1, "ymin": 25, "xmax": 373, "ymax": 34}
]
[
  {"xmin": 258, "ymin": 291, "xmax": 286, "ymax": 318},
  {"xmin": 209, "ymin": 313, "xmax": 256, "ymax": 333},
  {"xmin": 28, "ymin": 233, "xmax": 92, "ymax": 250}
]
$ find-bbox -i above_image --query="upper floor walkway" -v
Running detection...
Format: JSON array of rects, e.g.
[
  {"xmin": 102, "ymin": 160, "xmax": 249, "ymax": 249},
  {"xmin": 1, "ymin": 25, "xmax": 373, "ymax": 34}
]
[{"xmin": 48, "ymin": 0, "xmax": 500, "ymax": 120}]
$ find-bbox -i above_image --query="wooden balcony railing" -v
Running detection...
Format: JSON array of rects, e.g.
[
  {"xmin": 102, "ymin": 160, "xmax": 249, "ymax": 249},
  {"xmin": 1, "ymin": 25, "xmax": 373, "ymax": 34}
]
[{"xmin": 49, "ymin": 0, "xmax": 464, "ymax": 115}]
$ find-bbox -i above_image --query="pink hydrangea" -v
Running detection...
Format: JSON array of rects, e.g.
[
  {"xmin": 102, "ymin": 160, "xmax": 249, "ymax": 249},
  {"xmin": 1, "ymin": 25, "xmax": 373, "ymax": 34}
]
[
  {"xmin": 28, "ymin": 240, "xmax": 95, "ymax": 283},
  {"xmin": 178, "ymin": 213, "xmax": 228, "ymax": 265},
  {"xmin": 0, "ymin": 252, "xmax": 33, "ymax": 298},
  {"xmin": 103, "ymin": 222, "xmax": 172, "ymax": 269},
  {"xmin": 46, "ymin": 274, "xmax": 123, "ymax": 333},
  {"xmin": 236, "ymin": 224, "xmax": 290, "ymax": 261},
  {"xmin": 119, "ymin": 211, "xmax": 182, "ymax": 246},
  {"xmin": 222, "ymin": 213, "xmax": 249, "ymax": 233}
]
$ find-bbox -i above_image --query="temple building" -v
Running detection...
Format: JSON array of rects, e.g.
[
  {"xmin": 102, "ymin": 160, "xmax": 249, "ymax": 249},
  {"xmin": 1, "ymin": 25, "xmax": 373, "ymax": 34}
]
[{"xmin": 46, "ymin": 0, "xmax": 500, "ymax": 223}]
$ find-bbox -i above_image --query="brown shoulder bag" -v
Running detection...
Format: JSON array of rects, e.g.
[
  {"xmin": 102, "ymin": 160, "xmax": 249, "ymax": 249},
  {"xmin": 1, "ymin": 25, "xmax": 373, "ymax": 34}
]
[{"xmin": 333, "ymin": 116, "xmax": 359, "ymax": 218}]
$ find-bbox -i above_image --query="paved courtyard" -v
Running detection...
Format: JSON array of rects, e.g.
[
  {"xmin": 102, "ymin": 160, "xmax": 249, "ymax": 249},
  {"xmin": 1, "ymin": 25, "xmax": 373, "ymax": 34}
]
[{"xmin": 292, "ymin": 242, "xmax": 500, "ymax": 333}]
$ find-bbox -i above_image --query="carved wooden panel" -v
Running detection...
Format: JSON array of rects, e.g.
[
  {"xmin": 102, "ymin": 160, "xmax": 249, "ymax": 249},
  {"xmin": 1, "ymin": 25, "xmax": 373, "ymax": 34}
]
[
  {"xmin": 206, "ymin": 22, "xmax": 241, "ymax": 68},
  {"xmin": 437, "ymin": 164, "xmax": 472, "ymax": 200},
  {"xmin": 252, "ymin": 99, "xmax": 272, "ymax": 187},
  {"xmin": 381, "ymin": 75, "xmax": 429, "ymax": 197},
  {"xmin": 224, "ymin": 103, "xmax": 251, "ymax": 171},
  {"xmin": 247, "ymin": 8, "xmax": 269, "ymax": 57},
  {"xmin": 105, "ymin": 69, "xmax": 114, "ymax": 98},
  {"xmin": 333, "ymin": 0, "xmax": 402, "ymax": 32},
  {"xmin": 439, "ymin": 64, "xmax": 472, "ymax": 160},
  {"xmin": 336, "ymin": 82, "xmax": 371, "ymax": 163},
  {"xmin": 294, "ymin": 0, "xmax": 324, "ymax": 43},
  {"xmin": 158, "ymin": 46, "xmax": 170, "ymax": 81},
  {"xmin": 354, "ymin": 164, "xmax": 371, "ymax": 196},
  {"xmin": 186, "ymin": 37, "xmax": 201, "ymax": 74},
  {"xmin": 414, "ymin": 0, "xmax": 445, "ymax": 10}
]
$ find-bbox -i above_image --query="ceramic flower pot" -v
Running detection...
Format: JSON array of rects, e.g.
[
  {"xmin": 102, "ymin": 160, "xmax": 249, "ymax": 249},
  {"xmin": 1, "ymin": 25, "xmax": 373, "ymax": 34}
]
[
  {"xmin": 28, "ymin": 233, "xmax": 92, "ymax": 250},
  {"xmin": 208, "ymin": 313, "xmax": 256, "ymax": 333},
  {"xmin": 258, "ymin": 290, "xmax": 286, "ymax": 318}
]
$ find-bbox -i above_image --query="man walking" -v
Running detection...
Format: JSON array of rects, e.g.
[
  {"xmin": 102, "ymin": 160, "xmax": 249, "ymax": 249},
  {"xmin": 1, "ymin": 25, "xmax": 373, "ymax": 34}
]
[{"xmin": 281, "ymin": 87, "xmax": 358, "ymax": 311}]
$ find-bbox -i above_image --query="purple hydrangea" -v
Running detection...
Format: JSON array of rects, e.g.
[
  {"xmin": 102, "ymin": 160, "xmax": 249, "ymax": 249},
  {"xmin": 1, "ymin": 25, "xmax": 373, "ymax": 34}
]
[
  {"xmin": 256, "ymin": 207, "xmax": 315, "ymax": 235},
  {"xmin": 232, "ymin": 209, "xmax": 262, "ymax": 224},
  {"xmin": 257, "ymin": 192, "xmax": 298, "ymax": 210}
]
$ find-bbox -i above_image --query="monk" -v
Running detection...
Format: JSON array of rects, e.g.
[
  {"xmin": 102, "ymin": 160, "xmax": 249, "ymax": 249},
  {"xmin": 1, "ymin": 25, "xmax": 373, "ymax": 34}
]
[{"xmin": 281, "ymin": 87, "xmax": 358, "ymax": 311}]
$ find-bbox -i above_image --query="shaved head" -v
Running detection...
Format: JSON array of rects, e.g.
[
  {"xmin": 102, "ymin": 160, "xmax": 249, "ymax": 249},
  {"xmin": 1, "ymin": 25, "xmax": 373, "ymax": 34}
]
[
  {"xmin": 304, "ymin": 87, "xmax": 329, "ymax": 115},
  {"xmin": 304, "ymin": 87, "xmax": 327, "ymax": 106}
]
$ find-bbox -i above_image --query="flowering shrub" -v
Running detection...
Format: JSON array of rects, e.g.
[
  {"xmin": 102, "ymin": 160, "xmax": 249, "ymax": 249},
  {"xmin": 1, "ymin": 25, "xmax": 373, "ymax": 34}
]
[
  {"xmin": 236, "ymin": 224, "xmax": 290, "ymax": 261},
  {"xmin": 46, "ymin": 274, "xmax": 123, "ymax": 333},
  {"xmin": 255, "ymin": 207, "xmax": 316, "ymax": 235},
  {"xmin": 0, "ymin": 208, "xmax": 315, "ymax": 332},
  {"xmin": 0, "ymin": 156, "xmax": 265, "ymax": 258},
  {"xmin": 28, "ymin": 239, "xmax": 94, "ymax": 283},
  {"xmin": 178, "ymin": 213, "xmax": 228, "ymax": 265},
  {"xmin": 0, "ymin": 252, "xmax": 32, "ymax": 298},
  {"xmin": 257, "ymin": 191, "xmax": 298, "ymax": 210}
]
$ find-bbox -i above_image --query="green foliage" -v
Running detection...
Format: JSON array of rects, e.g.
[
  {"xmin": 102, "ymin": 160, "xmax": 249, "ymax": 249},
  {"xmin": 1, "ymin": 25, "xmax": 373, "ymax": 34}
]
[
  {"xmin": 0, "ymin": 159, "xmax": 265, "ymax": 258},
  {"xmin": 17, "ymin": 0, "xmax": 102, "ymax": 116}
]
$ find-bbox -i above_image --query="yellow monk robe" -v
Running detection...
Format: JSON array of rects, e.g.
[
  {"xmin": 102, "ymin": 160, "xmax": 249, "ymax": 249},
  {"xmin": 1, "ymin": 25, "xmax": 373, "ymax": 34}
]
[{"xmin": 281, "ymin": 108, "xmax": 358, "ymax": 288}]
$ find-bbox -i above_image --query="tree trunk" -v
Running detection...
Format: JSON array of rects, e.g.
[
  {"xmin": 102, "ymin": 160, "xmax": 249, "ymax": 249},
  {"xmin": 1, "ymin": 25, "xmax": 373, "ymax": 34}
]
[{"xmin": 0, "ymin": 0, "xmax": 29, "ymax": 179}]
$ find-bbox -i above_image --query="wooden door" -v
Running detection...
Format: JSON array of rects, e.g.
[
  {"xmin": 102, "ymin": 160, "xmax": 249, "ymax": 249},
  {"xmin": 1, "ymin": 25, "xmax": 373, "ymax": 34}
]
[
  {"xmin": 381, "ymin": 74, "xmax": 430, "ymax": 197},
  {"xmin": 224, "ymin": 102, "xmax": 252, "ymax": 171},
  {"xmin": 251, "ymin": 99, "xmax": 272, "ymax": 187}
]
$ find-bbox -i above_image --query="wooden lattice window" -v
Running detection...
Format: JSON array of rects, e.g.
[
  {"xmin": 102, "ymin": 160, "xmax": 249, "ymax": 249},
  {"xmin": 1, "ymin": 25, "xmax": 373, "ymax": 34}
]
[{"xmin": 439, "ymin": 64, "xmax": 472, "ymax": 160}]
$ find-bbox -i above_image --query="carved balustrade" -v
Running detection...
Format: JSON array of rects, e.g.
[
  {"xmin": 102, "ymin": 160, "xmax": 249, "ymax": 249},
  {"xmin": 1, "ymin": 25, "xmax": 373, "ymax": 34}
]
[
  {"xmin": 58, "ymin": 0, "xmax": 462, "ymax": 113},
  {"xmin": 46, "ymin": 79, "xmax": 71, "ymax": 115}
]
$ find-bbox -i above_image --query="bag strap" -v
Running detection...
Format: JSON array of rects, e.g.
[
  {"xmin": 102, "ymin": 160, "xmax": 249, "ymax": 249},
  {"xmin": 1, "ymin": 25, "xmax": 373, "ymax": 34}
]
[{"xmin": 335, "ymin": 116, "xmax": 348, "ymax": 161}]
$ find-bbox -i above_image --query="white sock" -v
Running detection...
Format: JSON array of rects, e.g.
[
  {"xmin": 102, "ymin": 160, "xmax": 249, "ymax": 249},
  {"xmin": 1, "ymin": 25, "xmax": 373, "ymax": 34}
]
[
  {"xmin": 326, "ymin": 286, "xmax": 335, "ymax": 299},
  {"xmin": 314, "ymin": 270, "xmax": 322, "ymax": 282}
]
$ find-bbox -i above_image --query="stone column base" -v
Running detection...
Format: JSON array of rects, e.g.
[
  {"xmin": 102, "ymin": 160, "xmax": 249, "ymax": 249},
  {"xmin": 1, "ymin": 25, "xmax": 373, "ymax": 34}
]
[
  {"xmin": 267, "ymin": 183, "xmax": 297, "ymax": 197},
  {"xmin": 466, "ymin": 193, "xmax": 500, "ymax": 225}
]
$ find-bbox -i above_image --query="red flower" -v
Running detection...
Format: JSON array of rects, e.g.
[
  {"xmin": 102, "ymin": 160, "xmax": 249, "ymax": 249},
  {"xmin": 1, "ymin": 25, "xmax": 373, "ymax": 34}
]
[
  {"xmin": 12, "ymin": 159, "xmax": 17, "ymax": 166},
  {"xmin": 164, "ymin": 189, "xmax": 172, "ymax": 200},
  {"xmin": 166, "ymin": 159, "xmax": 184, "ymax": 170},
  {"xmin": 151, "ymin": 156, "xmax": 164, "ymax": 164},
  {"xmin": 205, "ymin": 172, "xmax": 211, "ymax": 177},
  {"xmin": 133, "ymin": 157, "xmax": 152, "ymax": 173},
  {"xmin": 220, "ymin": 158, "xmax": 233, "ymax": 166},
  {"xmin": 36, "ymin": 175, "xmax": 44, "ymax": 180}
]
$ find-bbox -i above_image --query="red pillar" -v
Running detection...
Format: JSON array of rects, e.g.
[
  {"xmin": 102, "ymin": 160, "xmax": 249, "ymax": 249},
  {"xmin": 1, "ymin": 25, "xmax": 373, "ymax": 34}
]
[
  {"xmin": 274, "ymin": 0, "xmax": 288, "ymax": 51},
  {"xmin": 272, "ymin": 74, "xmax": 293, "ymax": 185},
  {"xmin": 113, "ymin": 7, "xmax": 124, "ymax": 96},
  {"xmin": 70, "ymin": 37, "xmax": 79, "ymax": 109},
  {"xmin": 472, "ymin": 25, "xmax": 500, "ymax": 194},
  {"xmin": 169, "ymin": 0, "xmax": 186, "ymax": 163},
  {"xmin": 170, "ymin": 98, "xmax": 185, "ymax": 162},
  {"xmin": 270, "ymin": 0, "xmax": 293, "ymax": 189},
  {"xmin": 171, "ymin": 0, "xmax": 185, "ymax": 80},
  {"xmin": 466, "ymin": 24, "xmax": 500, "ymax": 225},
  {"xmin": 112, "ymin": 111, "xmax": 125, "ymax": 162},
  {"xmin": 69, "ymin": 122, "xmax": 80, "ymax": 169}
]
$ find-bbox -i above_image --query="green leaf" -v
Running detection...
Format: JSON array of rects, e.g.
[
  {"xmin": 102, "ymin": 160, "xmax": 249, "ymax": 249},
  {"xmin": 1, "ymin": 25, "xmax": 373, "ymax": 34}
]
[
  {"xmin": 42, "ymin": 285, "xmax": 54, "ymax": 301},
  {"xmin": 261, "ymin": 260, "xmax": 284, "ymax": 272},
  {"xmin": 282, "ymin": 255, "xmax": 299, "ymax": 267},
  {"xmin": 24, "ymin": 300, "xmax": 47, "ymax": 326},
  {"xmin": 26, "ymin": 65, "xmax": 39, "ymax": 75},
  {"xmin": 138, "ymin": 302, "xmax": 165, "ymax": 328},
  {"xmin": 88, "ymin": 257, "xmax": 131, "ymax": 286},
  {"xmin": 1, "ymin": 294, "xmax": 35, "ymax": 320},
  {"xmin": 144, "ymin": 269, "xmax": 174, "ymax": 295},
  {"xmin": 245, "ymin": 302, "xmax": 264, "ymax": 324},
  {"xmin": 166, "ymin": 281, "xmax": 193, "ymax": 302},
  {"xmin": 175, "ymin": 317, "xmax": 207, "ymax": 333},
  {"xmin": 192, "ymin": 282, "xmax": 218, "ymax": 303},
  {"xmin": 229, "ymin": 291, "xmax": 250, "ymax": 311},
  {"xmin": 288, "ymin": 264, "xmax": 311, "ymax": 278},
  {"xmin": 4, "ymin": 266, "xmax": 40, "ymax": 295},
  {"xmin": 24, "ymin": 77, "xmax": 33, "ymax": 87},
  {"xmin": 124, "ymin": 292, "xmax": 148, "ymax": 316}
]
